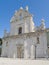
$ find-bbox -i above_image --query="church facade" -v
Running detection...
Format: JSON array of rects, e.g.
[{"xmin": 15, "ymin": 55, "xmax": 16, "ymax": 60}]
[{"xmin": 1, "ymin": 7, "xmax": 48, "ymax": 59}]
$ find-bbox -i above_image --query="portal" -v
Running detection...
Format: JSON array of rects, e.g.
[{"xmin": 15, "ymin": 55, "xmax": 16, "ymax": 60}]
[{"xmin": 17, "ymin": 44, "xmax": 24, "ymax": 58}]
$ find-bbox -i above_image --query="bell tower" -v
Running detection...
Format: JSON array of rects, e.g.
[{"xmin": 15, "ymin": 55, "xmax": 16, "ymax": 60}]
[{"xmin": 10, "ymin": 6, "xmax": 35, "ymax": 35}]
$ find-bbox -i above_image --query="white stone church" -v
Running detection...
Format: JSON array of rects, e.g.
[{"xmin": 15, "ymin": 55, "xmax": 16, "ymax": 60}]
[{"xmin": 1, "ymin": 6, "xmax": 48, "ymax": 59}]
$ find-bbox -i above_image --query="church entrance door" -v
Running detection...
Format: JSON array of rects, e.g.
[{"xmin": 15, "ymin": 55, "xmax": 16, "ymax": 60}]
[{"xmin": 17, "ymin": 44, "xmax": 24, "ymax": 58}]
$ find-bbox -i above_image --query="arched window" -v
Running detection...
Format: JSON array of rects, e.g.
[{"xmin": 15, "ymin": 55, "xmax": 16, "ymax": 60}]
[
  {"xmin": 18, "ymin": 27, "xmax": 22, "ymax": 34},
  {"xmin": 37, "ymin": 37, "xmax": 39, "ymax": 44}
]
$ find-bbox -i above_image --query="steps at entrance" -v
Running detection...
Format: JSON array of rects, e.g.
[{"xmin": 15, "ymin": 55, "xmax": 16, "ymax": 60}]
[{"xmin": 0, "ymin": 58, "xmax": 49, "ymax": 65}]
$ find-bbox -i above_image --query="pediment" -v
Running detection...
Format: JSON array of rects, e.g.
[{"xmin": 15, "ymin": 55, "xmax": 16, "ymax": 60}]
[{"xmin": 10, "ymin": 9, "xmax": 32, "ymax": 22}]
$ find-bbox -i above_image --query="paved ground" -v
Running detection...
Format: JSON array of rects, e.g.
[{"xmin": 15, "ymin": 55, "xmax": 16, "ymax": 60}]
[{"xmin": 0, "ymin": 58, "xmax": 49, "ymax": 65}]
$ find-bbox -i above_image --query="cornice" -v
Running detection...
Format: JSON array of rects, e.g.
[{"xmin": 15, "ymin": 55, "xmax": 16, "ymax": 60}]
[{"xmin": 2, "ymin": 30, "xmax": 46, "ymax": 40}]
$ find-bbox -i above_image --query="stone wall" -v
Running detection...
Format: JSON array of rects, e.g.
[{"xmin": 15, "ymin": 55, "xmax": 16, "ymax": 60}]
[{"xmin": 1, "ymin": 31, "xmax": 47, "ymax": 59}]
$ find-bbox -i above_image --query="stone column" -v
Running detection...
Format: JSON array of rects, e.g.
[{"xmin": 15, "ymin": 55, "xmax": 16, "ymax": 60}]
[
  {"xmin": 13, "ymin": 53, "xmax": 16, "ymax": 58},
  {"xmin": 44, "ymin": 49, "xmax": 48, "ymax": 59},
  {"xmin": 24, "ymin": 41, "xmax": 29, "ymax": 59},
  {"xmin": 31, "ymin": 45, "xmax": 35, "ymax": 59}
]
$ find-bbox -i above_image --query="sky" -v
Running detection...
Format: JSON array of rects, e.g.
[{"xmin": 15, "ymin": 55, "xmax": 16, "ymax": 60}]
[{"xmin": 0, "ymin": 0, "xmax": 49, "ymax": 38}]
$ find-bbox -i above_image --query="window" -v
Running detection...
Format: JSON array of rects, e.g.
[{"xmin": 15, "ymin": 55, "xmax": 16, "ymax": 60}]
[
  {"xmin": 18, "ymin": 27, "xmax": 22, "ymax": 34},
  {"xmin": 6, "ymin": 41, "xmax": 8, "ymax": 46},
  {"xmin": 37, "ymin": 37, "xmax": 39, "ymax": 44}
]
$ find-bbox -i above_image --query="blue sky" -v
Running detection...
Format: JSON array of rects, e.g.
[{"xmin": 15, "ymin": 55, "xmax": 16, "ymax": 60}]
[{"xmin": 0, "ymin": 0, "xmax": 49, "ymax": 38}]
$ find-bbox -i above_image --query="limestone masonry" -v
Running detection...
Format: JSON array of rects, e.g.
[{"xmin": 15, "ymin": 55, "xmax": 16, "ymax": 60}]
[{"xmin": 1, "ymin": 6, "xmax": 49, "ymax": 59}]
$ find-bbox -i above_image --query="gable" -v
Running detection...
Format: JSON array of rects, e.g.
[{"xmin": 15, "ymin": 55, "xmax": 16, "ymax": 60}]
[{"xmin": 10, "ymin": 9, "xmax": 32, "ymax": 22}]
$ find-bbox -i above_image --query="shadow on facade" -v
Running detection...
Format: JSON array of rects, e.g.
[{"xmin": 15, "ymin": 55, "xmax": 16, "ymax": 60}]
[{"xmin": 0, "ymin": 38, "xmax": 2, "ymax": 57}]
